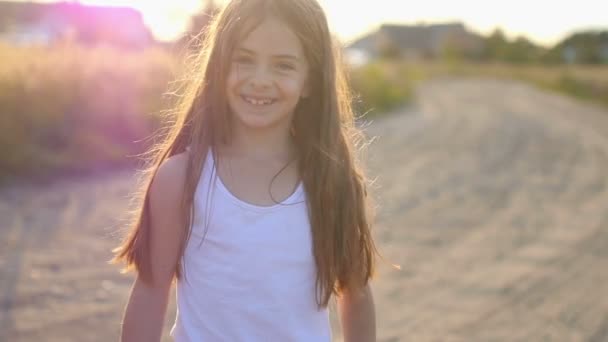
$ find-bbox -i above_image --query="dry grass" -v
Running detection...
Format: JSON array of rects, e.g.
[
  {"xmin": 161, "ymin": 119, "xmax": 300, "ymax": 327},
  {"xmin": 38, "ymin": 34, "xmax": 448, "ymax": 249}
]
[
  {"xmin": 1, "ymin": 42, "xmax": 607, "ymax": 181},
  {"xmin": 0, "ymin": 43, "xmax": 177, "ymax": 180}
]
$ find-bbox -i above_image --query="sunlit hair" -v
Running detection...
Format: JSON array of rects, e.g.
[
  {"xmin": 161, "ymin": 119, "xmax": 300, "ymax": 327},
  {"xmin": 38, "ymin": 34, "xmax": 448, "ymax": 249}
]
[{"xmin": 112, "ymin": 0, "xmax": 380, "ymax": 308}]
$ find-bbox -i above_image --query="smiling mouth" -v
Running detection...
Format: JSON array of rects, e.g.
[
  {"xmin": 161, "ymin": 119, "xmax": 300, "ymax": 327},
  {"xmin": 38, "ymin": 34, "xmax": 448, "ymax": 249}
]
[{"xmin": 241, "ymin": 95, "xmax": 277, "ymax": 106}]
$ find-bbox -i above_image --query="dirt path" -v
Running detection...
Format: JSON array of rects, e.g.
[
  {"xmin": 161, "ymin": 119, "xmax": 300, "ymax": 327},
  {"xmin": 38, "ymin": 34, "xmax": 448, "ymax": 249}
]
[{"xmin": 2, "ymin": 77, "xmax": 608, "ymax": 341}]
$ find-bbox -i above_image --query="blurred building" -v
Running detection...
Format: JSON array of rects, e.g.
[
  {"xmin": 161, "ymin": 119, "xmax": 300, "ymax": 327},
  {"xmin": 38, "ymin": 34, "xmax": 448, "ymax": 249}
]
[
  {"xmin": 558, "ymin": 31, "xmax": 608, "ymax": 64},
  {"xmin": 347, "ymin": 22, "xmax": 484, "ymax": 63},
  {"xmin": 0, "ymin": 1, "xmax": 153, "ymax": 49}
]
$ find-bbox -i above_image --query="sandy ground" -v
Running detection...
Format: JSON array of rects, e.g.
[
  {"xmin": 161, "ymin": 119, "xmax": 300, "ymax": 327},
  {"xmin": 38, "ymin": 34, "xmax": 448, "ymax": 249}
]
[{"xmin": 1, "ymin": 77, "xmax": 608, "ymax": 341}]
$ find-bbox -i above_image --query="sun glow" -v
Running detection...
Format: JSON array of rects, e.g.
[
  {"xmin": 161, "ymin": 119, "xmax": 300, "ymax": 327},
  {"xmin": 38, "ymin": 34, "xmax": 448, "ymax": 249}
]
[
  {"xmin": 78, "ymin": 0, "xmax": 205, "ymax": 41},
  {"xmin": 30, "ymin": 0, "xmax": 607, "ymax": 45}
]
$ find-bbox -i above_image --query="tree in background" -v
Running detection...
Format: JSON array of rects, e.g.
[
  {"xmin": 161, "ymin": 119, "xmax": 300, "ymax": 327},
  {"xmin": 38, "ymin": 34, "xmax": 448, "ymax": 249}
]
[
  {"xmin": 503, "ymin": 36, "xmax": 545, "ymax": 64},
  {"xmin": 480, "ymin": 29, "xmax": 546, "ymax": 64},
  {"xmin": 543, "ymin": 31, "xmax": 608, "ymax": 64},
  {"xmin": 481, "ymin": 29, "xmax": 509, "ymax": 61}
]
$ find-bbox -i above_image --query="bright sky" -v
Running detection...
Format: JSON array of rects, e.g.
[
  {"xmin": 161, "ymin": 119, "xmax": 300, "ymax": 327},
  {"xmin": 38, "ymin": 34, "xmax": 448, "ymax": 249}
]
[{"xmin": 21, "ymin": 0, "xmax": 608, "ymax": 47}]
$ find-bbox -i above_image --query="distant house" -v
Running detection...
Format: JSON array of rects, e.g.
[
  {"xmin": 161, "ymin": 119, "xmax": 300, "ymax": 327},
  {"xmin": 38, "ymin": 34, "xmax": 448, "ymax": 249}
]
[
  {"xmin": 555, "ymin": 31, "xmax": 608, "ymax": 64},
  {"xmin": 601, "ymin": 44, "xmax": 608, "ymax": 63},
  {"xmin": 563, "ymin": 43, "xmax": 608, "ymax": 64},
  {"xmin": 562, "ymin": 45, "xmax": 578, "ymax": 64},
  {"xmin": 0, "ymin": 1, "xmax": 153, "ymax": 48},
  {"xmin": 346, "ymin": 22, "xmax": 484, "ymax": 63}
]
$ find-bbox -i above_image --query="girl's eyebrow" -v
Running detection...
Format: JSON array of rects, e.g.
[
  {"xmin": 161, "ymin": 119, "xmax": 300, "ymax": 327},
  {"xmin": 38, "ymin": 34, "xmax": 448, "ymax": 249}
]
[
  {"xmin": 236, "ymin": 47, "xmax": 254, "ymax": 55},
  {"xmin": 237, "ymin": 47, "xmax": 301, "ymax": 61}
]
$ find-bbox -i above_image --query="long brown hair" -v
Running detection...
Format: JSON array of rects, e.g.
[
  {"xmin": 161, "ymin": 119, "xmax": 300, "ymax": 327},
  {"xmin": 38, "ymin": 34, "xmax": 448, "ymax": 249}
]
[{"xmin": 112, "ymin": 0, "xmax": 379, "ymax": 308}]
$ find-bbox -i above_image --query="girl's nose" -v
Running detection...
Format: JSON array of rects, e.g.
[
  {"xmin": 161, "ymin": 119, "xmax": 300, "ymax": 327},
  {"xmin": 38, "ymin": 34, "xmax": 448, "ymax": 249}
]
[{"xmin": 250, "ymin": 66, "xmax": 272, "ymax": 89}]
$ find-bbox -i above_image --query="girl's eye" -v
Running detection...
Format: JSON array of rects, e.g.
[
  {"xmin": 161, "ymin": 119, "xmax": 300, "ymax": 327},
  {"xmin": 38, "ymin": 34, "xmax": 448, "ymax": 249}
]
[{"xmin": 277, "ymin": 62, "xmax": 295, "ymax": 71}]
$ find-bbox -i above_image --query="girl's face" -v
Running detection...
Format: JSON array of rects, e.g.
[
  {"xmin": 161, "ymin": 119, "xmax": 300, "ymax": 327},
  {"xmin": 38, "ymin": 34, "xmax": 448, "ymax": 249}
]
[{"xmin": 226, "ymin": 16, "xmax": 310, "ymax": 133}]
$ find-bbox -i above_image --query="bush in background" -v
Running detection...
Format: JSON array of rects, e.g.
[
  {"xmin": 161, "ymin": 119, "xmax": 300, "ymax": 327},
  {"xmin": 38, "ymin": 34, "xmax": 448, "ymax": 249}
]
[
  {"xmin": 0, "ymin": 43, "xmax": 176, "ymax": 180},
  {"xmin": 349, "ymin": 62, "xmax": 421, "ymax": 117},
  {"xmin": 1, "ymin": 42, "xmax": 607, "ymax": 183}
]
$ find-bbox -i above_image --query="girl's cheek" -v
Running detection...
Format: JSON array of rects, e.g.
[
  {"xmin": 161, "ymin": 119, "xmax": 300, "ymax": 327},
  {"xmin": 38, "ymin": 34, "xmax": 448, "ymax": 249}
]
[
  {"xmin": 226, "ymin": 74, "xmax": 237, "ymax": 91},
  {"xmin": 230, "ymin": 64, "xmax": 251, "ymax": 82},
  {"xmin": 283, "ymin": 78, "xmax": 307, "ymax": 95}
]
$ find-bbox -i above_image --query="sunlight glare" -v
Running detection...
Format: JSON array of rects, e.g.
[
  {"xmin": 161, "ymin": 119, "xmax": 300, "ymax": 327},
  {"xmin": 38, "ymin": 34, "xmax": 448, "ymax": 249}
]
[{"xmin": 79, "ymin": 0, "xmax": 205, "ymax": 41}]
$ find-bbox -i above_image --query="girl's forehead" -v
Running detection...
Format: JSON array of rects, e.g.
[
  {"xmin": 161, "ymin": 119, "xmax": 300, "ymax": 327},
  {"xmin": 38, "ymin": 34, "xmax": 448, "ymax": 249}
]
[{"xmin": 235, "ymin": 16, "xmax": 305, "ymax": 58}]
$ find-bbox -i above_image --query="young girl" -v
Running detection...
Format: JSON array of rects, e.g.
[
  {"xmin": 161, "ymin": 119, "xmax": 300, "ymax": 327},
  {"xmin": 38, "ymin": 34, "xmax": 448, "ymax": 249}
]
[{"xmin": 112, "ymin": 0, "xmax": 378, "ymax": 340}]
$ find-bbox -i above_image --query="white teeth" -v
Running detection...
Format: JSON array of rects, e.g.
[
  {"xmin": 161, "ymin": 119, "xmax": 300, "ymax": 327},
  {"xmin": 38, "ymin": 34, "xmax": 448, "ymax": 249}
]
[{"xmin": 243, "ymin": 96, "xmax": 274, "ymax": 106}]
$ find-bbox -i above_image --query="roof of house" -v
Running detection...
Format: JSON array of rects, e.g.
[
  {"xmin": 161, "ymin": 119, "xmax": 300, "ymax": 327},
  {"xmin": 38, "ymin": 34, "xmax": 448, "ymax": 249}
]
[{"xmin": 348, "ymin": 22, "xmax": 474, "ymax": 52}]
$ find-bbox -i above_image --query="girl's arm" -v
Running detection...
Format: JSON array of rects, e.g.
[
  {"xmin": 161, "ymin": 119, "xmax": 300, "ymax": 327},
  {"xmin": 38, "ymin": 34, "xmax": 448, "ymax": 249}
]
[
  {"xmin": 337, "ymin": 283, "xmax": 377, "ymax": 342},
  {"xmin": 120, "ymin": 153, "xmax": 189, "ymax": 342},
  {"xmin": 121, "ymin": 276, "xmax": 172, "ymax": 341}
]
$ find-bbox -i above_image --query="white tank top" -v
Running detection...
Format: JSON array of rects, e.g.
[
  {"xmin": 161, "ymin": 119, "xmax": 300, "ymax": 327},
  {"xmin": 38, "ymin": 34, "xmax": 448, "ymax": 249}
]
[{"xmin": 170, "ymin": 147, "xmax": 331, "ymax": 341}]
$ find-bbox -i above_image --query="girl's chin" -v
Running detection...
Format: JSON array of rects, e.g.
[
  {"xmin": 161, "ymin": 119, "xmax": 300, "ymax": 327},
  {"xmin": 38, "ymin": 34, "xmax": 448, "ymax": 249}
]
[
  {"xmin": 234, "ymin": 113, "xmax": 278, "ymax": 128},
  {"xmin": 233, "ymin": 112, "xmax": 290, "ymax": 131}
]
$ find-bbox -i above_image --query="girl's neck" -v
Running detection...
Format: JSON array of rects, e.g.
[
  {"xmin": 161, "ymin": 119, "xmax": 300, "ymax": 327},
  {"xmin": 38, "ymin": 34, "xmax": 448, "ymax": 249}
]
[{"xmin": 220, "ymin": 121, "xmax": 297, "ymax": 163}]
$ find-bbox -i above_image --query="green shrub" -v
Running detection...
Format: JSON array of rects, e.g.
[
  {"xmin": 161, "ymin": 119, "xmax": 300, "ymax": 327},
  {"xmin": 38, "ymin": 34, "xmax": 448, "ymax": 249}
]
[
  {"xmin": 350, "ymin": 62, "xmax": 414, "ymax": 116},
  {"xmin": 0, "ymin": 43, "xmax": 175, "ymax": 180}
]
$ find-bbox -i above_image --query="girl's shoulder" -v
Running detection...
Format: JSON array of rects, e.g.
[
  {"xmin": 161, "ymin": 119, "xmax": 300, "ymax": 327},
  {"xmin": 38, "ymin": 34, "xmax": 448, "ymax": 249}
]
[
  {"xmin": 150, "ymin": 152, "xmax": 189, "ymax": 209},
  {"xmin": 147, "ymin": 151, "xmax": 190, "ymax": 242},
  {"xmin": 155, "ymin": 152, "xmax": 189, "ymax": 185}
]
